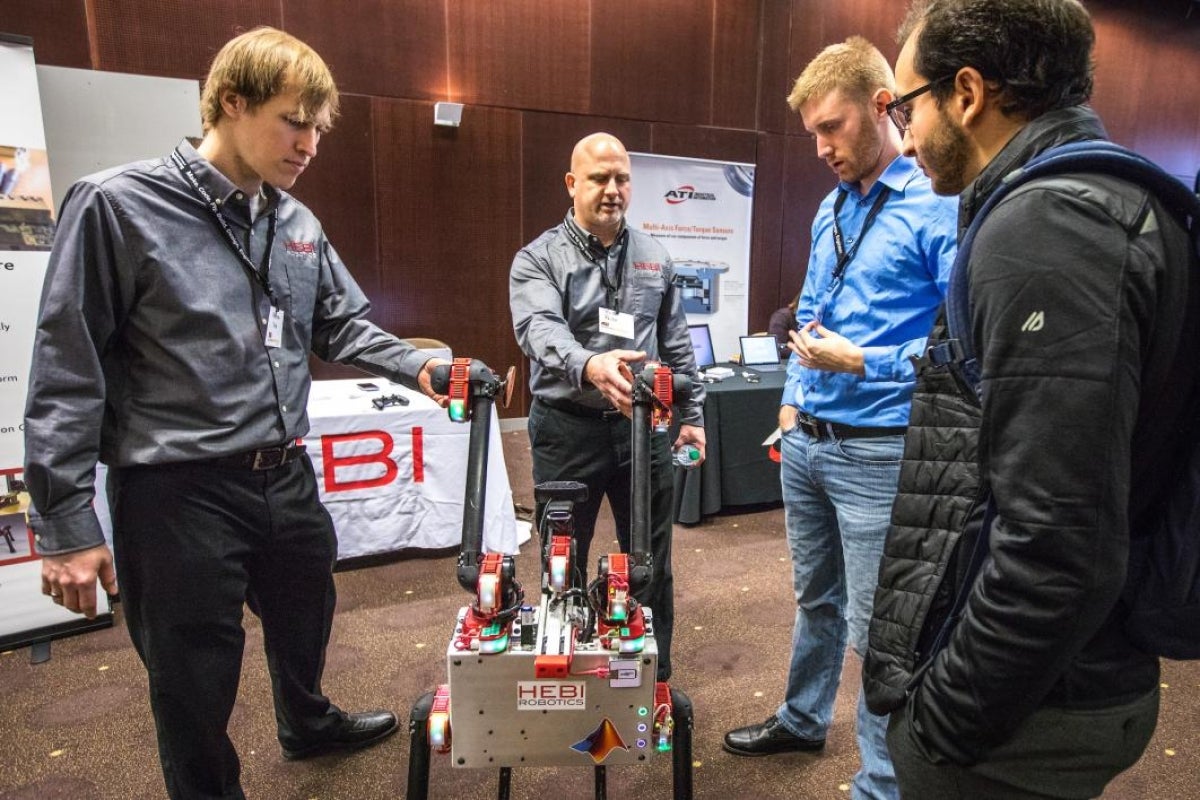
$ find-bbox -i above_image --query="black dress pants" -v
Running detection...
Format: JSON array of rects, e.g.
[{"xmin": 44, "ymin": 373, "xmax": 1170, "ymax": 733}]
[
  {"xmin": 887, "ymin": 687, "xmax": 1159, "ymax": 799},
  {"xmin": 109, "ymin": 455, "xmax": 342, "ymax": 800},
  {"xmin": 528, "ymin": 400, "xmax": 675, "ymax": 680}
]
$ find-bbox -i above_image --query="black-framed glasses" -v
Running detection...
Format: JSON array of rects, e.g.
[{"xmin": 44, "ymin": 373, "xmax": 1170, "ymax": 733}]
[{"xmin": 886, "ymin": 75, "xmax": 954, "ymax": 133}]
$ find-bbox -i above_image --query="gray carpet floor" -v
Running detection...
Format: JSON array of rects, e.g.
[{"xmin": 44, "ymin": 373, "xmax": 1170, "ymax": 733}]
[{"xmin": 2, "ymin": 428, "xmax": 1198, "ymax": 798}]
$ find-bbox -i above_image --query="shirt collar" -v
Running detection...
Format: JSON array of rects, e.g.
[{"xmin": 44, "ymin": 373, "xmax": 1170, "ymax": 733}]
[
  {"xmin": 174, "ymin": 138, "xmax": 280, "ymax": 216},
  {"xmin": 563, "ymin": 209, "xmax": 628, "ymax": 256},
  {"xmin": 838, "ymin": 155, "xmax": 920, "ymax": 201}
]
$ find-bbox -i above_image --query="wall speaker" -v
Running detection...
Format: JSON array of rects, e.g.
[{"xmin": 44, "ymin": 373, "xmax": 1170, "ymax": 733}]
[{"xmin": 434, "ymin": 102, "xmax": 463, "ymax": 128}]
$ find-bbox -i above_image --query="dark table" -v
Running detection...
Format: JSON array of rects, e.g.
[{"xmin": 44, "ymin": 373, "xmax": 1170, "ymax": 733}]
[{"xmin": 674, "ymin": 364, "xmax": 787, "ymax": 524}]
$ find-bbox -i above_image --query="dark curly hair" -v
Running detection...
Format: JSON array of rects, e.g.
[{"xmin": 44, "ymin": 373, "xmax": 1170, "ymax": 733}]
[{"xmin": 899, "ymin": 0, "xmax": 1094, "ymax": 120}]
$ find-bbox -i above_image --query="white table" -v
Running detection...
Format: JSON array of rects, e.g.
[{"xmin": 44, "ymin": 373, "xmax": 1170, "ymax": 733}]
[
  {"xmin": 304, "ymin": 379, "xmax": 518, "ymax": 559},
  {"xmin": 93, "ymin": 379, "xmax": 517, "ymax": 560}
]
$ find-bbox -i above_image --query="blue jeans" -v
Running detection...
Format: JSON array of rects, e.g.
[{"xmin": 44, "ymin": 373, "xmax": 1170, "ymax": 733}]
[{"xmin": 776, "ymin": 426, "xmax": 904, "ymax": 800}]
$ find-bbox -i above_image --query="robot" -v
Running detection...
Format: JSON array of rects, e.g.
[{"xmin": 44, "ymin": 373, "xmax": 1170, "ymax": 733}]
[{"xmin": 406, "ymin": 358, "xmax": 694, "ymax": 800}]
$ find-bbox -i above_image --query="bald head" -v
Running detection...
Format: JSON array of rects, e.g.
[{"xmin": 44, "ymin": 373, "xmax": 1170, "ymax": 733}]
[
  {"xmin": 566, "ymin": 132, "xmax": 632, "ymax": 246},
  {"xmin": 571, "ymin": 133, "xmax": 628, "ymax": 172}
]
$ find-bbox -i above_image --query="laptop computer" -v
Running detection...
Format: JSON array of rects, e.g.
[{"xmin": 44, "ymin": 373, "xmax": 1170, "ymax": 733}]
[
  {"xmin": 688, "ymin": 323, "xmax": 717, "ymax": 369},
  {"xmin": 739, "ymin": 334, "xmax": 786, "ymax": 373}
]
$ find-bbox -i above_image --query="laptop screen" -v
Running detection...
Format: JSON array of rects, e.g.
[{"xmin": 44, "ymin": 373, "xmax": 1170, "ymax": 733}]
[
  {"xmin": 739, "ymin": 335, "xmax": 781, "ymax": 366},
  {"xmin": 688, "ymin": 324, "xmax": 716, "ymax": 369}
]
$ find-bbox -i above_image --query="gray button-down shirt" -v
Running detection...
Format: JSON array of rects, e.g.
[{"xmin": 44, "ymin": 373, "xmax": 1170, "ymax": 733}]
[
  {"xmin": 24, "ymin": 140, "xmax": 429, "ymax": 554},
  {"xmin": 510, "ymin": 213, "xmax": 705, "ymax": 425}
]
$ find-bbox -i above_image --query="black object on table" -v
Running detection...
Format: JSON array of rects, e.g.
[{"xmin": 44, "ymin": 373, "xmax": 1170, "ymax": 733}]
[
  {"xmin": 674, "ymin": 363, "xmax": 787, "ymax": 524},
  {"xmin": 371, "ymin": 393, "xmax": 410, "ymax": 410}
]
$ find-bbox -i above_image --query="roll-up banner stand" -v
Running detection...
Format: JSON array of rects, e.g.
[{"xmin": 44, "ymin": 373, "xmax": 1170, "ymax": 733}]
[
  {"xmin": 626, "ymin": 153, "xmax": 756, "ymax": 361},
  {"xmin": 0, "ymin": 33, "xmax": 113, "ymax": 653}
]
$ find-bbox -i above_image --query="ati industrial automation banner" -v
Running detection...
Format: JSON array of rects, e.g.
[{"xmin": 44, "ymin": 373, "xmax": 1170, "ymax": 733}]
[
  {"xmin": 626, "ymin": 153, "xmax": 755, "ymax": 361},
  {"xmin": 0, "ymin": 34, "xmax": 111, "ymax": 650}
]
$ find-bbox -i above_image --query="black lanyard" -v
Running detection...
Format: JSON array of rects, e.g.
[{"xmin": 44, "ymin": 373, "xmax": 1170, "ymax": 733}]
[
  {"xmin": 564, "ymin": 217, "xmax": 628, "ymax": 307},
  {"xmin": 171, "ymin": 149, "xmax": 278, "ymax": 304},
  {"xmin": 830, "ymin": 184, "xmax": 892, "ymax": 283}
]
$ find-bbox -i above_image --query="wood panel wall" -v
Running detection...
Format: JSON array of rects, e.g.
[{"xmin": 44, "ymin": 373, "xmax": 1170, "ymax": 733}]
[{"xmin": 1, "ymin": 0, "xmax": 1197, "ymax": 415}]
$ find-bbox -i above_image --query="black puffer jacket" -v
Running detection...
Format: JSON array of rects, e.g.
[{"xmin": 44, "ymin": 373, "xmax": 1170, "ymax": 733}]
[{"xmin": 863, "ymin": 105, "xmax": 1199, "ymax": 764}]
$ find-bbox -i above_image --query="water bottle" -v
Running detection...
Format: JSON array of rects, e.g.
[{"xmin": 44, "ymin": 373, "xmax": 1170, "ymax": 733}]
[{"xmin": 673, "ymin": 445, "xmax": 701, "ymax": 469}]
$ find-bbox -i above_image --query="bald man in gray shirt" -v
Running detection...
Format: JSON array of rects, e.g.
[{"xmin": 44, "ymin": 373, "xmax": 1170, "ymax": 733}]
[{"xmin": 510, "ymin": 132, "xmax": 706, "ymax": 681}]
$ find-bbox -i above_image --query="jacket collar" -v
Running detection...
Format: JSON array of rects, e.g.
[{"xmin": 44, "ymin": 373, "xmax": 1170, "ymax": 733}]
[{"xmin": 959, "ymin": 105, "xmax": 1109, "ymax": 231}]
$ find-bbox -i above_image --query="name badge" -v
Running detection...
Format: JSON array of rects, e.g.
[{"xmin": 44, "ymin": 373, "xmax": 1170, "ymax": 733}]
[
  {"xmin": 599, "ymin": 307, "xmax": 635, "ymax": 340},
  {"xmin": 265, "ymin": 305, "xmax": 285, "ymax": 348}
]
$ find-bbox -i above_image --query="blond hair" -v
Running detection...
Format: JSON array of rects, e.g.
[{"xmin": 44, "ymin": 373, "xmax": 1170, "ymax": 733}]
[
  {"xmin": 786, "ymin": 35, "xmax": 895, "ymax": 112},
  {"xmin": 200, "ymin": 27, "xmax": 339, "ymax": 133}
]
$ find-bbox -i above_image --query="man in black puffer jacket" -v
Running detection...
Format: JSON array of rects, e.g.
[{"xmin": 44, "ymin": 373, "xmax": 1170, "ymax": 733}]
[{"xmin": 863, "ymin": 1, "xmax": 1200, "ymax": 798}]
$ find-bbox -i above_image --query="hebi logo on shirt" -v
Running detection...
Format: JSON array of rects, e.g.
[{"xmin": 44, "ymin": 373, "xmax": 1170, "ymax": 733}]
[
  {"xmin": 631, "ymin": 261, "xmax": 662, "ymax": 273},
  {"xmin": 284, "ymin": 240, "xmax": 317, "ymax": 255}
]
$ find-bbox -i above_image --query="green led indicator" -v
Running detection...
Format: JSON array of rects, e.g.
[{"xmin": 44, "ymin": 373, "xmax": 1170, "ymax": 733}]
[{"xmin": 637, "ymin": 706, "xmax": 649, "ymax": 717}]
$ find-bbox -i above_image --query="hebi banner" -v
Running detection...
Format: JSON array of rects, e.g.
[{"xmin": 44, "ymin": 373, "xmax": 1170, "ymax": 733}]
[
  {"xmin": 300, "ymin": 384, "xmax": 519, "ymax": 557},
  {"xmin": 626, "ymin": 153, "xmax": 755, "ymax": 361},
  {"xmin": 0, "ymin": 34, "xmax": 111, "ymax": 650}
]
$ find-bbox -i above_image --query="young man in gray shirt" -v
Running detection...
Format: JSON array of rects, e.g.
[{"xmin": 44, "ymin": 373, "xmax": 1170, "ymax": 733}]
[{"xmin": 25, "ymin": 27, "xmax": 446, "ymax": 799}]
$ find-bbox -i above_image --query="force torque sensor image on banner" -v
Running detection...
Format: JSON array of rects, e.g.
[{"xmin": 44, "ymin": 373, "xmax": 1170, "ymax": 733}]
[
  {"xmin": 626, "ymin": 153, "xmax": 755, "ymax": 363},
  {"xmin": 0, "ymin": 144, "xmax": 55, "ymax": 251}
]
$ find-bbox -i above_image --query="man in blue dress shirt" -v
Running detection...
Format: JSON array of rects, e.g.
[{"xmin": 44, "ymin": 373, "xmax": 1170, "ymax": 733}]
[{"xmin": 722, "ymin": 36, "xmax": 957, "ymax": 800}]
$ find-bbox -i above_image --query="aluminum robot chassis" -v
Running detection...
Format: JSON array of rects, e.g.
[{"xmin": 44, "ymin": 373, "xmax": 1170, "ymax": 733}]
[{"xmin": 406, "ymin": 359, "xmax": 694, "ymax": 799}]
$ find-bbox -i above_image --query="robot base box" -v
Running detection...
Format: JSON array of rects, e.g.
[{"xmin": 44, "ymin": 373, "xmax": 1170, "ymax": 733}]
[{"xmin": 446, "ymin": 605, "xmax": 662, "ymax": 768}]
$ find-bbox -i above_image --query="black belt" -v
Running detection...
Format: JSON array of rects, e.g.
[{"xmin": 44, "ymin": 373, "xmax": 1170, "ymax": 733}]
[
  {"xmin": 204, "ymin": 442, "xmax": 307, "ymax": 471},
  {"xmin": 536, "ymin": 396, "xmax": 623, "ymax": 420},
  {"xmin": 795, "ymin": 413, "xmax": 905, "ymax": 441}
]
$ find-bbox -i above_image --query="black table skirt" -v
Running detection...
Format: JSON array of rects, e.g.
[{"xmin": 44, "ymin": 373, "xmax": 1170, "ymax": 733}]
[{"xmin": 674, "ymin": 363, "xmax": 787, "ymax": 524}]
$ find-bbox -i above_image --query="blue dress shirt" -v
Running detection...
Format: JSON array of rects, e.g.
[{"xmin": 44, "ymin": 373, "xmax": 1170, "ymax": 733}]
[{"xmin": 782, "ymin": 156, "xmax": 958, "ymax": 427}]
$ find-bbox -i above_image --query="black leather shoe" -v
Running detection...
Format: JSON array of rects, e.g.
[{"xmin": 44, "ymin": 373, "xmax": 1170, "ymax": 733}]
[
  {"xmin": 281, "ymin": 710, "xmax": 399, "ymax": 761},
  {"xmin": 722, "ymin": 715, "xmax": 825, "ymax": 757}
]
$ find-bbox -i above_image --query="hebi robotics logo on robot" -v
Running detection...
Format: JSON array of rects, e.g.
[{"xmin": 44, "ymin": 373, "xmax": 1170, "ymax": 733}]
[{"xmin": 515, "ymin": 681, "xmax": 587, "ymax": 710}]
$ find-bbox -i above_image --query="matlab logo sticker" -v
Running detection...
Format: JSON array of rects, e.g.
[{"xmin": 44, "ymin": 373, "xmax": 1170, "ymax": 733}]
[
  {"xmin": 664, "ymin": 185, "xmax": 717, "ymax": 205},
  {"xmin": 571, "ymin": 718, "xmax": 629, "ymax": 763}
]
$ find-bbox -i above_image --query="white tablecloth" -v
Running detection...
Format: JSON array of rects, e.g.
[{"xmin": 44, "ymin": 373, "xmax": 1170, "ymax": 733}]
[
  {"xmin": 94, "ymin": 379, "xmax": 517, "ymax": 560},
  {"xmin": 304, "ymin": 379, "xmax": 518, "ymax": 559}
]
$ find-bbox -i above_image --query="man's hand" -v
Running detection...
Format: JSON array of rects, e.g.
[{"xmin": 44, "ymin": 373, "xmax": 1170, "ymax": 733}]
[
  {"xmin": 41, "ymin": 544, "xmax": 117, "ymax": 619},
  {"xmin": 674, "ymin": 424, "xmax": 707, "ymax": 465},
  {"xmin": 778, "ymin": 404, "xmax": 798, "ymax": 432},
  {"xmin": 418, "ymin": 358, "xmax": 452, "ymax": 408},
  {"xmin": 583, "ymin": 349, "xmax": 646, "ymax": 416},
  {"xmin": 789, "ymin": 321, "xmax": 865, "ymax": 375}
]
